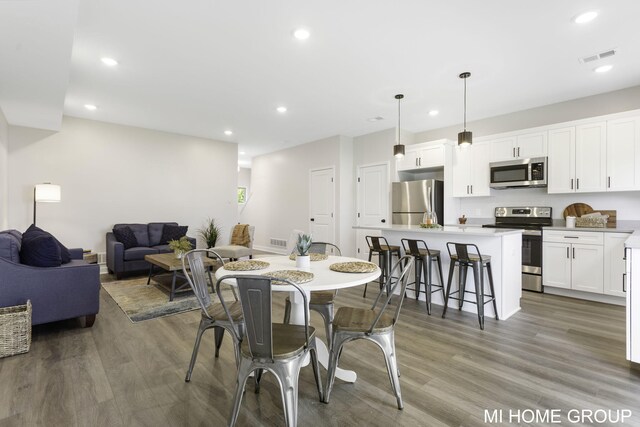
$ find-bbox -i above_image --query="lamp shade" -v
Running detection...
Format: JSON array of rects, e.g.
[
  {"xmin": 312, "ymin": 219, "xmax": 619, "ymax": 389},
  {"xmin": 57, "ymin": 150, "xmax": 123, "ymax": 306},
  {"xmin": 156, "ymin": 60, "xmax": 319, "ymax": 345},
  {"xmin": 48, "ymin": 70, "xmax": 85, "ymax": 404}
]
[
  {"xmin": 35, "ymin": 184, "xmax": 61, "ymax": 202},
  {"xmin": 393, "ymin": 144, "xmax": 405, "ymax": 158},
  {"xmin": 458, "ymin": 131, "xmax": 472, "ymax": 147}
]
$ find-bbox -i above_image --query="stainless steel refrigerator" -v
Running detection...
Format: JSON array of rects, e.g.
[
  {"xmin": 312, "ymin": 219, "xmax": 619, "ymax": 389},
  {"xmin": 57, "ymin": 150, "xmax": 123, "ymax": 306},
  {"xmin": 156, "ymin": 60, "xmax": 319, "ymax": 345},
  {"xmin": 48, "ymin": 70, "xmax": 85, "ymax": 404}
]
[{"xmin": 391, "ymin": 180, "xmax": 444, "ymax": 225}]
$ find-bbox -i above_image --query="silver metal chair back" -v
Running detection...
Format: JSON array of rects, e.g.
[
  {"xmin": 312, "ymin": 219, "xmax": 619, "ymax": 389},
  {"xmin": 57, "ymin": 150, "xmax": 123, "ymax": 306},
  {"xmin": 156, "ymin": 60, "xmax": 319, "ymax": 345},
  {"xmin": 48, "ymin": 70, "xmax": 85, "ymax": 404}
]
[
  {"xmin": 401, "ymin": 238, "xmax": 434, "ymax": 258},
  {"xmin": 369, "ymin": 255, "xmax": 414, "ymax": 333},
  {"xmin": 182, "ymin": 249, "xmax": 224, "ymax": 316},
  {"xmin": 216, "ymin": 275, "xmax": 310, "ymax": 361},
  {"xmin": 446, "ymin": 242, "xmax": 485, "ymax": 264},
  {"xmin": 309, "ymin": 242, "xmax": 342, "ymax": 256}
]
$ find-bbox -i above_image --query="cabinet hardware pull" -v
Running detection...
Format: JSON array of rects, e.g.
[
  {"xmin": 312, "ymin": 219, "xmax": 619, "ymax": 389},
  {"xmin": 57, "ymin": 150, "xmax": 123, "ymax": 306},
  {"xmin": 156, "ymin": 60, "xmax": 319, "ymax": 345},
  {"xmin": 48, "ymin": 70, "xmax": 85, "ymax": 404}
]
[
  {"xmin": 572, "ymin": 247, "xmax": 575, "ymax": 259},
  {"xmin": 566, "ymin": 247, "xmax": 569, "ymax": 258},
  {"xmin": 381, "ymin": 219, "xmax": 386, "ymax": 223},
  {"xmin": 517, "ymin": 147, "xmax": 520, "ymax": 157},
  {"xmin": 513, "ymin": 147, "xmax": 516, "ymax": 158},
  {"xmin": 564, "ymin": 236, "xmax": 579, "ymax": 239},
  {"xmin": 416, "ymin": 158, "xmax": 418, "ymax": 167},
  {"xmin": 623, "ymin": 273, "xmax": 627, "ymax": 292},
  {"xmin": 571, "ymin": 178, "xmax": 573, "ymax": 190},
  {"xmin": 470, "ymin": 185, "xmax": 473, "ymax": 194},
  {"xmin": 576, "ymin": 178, "xmax": 580, "ymax": 190},
  {"xmin": 466, "ymin": 185, "xmax": 469, "ymax": 194},
  {"xmin": 608, "ymin": 176, "xmax": 611, "ymax": 188}
]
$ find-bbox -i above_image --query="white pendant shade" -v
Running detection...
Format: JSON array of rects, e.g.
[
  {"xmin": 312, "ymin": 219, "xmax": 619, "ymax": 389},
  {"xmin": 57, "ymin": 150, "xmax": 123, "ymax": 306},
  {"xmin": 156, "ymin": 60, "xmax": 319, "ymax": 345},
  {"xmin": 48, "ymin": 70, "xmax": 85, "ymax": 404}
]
[{"xmin": 35, "ymin": 184, "xmax": 61, "ymax": 202}]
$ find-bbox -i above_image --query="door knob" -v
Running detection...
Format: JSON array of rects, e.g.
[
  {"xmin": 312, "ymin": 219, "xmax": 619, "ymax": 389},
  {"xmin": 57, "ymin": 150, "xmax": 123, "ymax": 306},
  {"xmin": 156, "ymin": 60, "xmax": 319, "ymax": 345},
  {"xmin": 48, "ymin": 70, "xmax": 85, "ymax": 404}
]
[
  {"xmin": 310, "ymin": 218, "xmax": 315, "ymax": 221},
  {"xmin": 381, "ymin": 219, "xmax": 386, "ymax": 223}
]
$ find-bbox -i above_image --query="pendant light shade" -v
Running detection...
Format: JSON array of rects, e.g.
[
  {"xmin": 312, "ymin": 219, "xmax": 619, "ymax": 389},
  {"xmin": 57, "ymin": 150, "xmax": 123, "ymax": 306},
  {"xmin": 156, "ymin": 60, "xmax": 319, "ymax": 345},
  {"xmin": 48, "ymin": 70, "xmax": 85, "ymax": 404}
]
[
  {"xmin": 393, "ymin": 94, "xmax": 405, "ymax": 158},
  {"xmin": 458, "ymin": 72, "xmax": 472, "ymax": 147}
]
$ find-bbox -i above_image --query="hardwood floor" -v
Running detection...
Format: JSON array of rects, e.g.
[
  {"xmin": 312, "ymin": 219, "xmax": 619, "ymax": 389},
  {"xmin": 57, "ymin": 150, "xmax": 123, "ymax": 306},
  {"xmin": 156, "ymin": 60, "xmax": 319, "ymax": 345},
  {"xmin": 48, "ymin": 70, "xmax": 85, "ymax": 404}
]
[{"xmin": 1, "ymin": 279, "xmax": 640, "ymax": 426}]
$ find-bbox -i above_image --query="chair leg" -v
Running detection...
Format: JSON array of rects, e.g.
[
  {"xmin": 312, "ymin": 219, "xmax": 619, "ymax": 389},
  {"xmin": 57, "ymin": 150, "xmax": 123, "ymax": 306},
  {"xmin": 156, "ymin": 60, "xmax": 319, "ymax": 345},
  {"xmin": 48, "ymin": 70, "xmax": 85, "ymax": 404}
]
[
  {"xmin": 324, "ymin": 334, "xmax": 346, "ymax": 403},
  {"xmin": 229, "ymin": 358, "xmax": 253, "ymax": 427},
  {"xmin": 214, "ymin": 326, "xmax": 225, "ymax": 358},
  {"xmin": 486, "ymin": 262, "xmax": 499, "ymax": 320},
  {"xmin": 436, "ymin": 255, "xmax": 445, "ymax": 299},
  {"xmin": 371, "ymin": 332, "xmax": 403, "ymax": 409},
  {"xmin": 425, "ymin": 257, "xmax": 433, "ymax": 315},
  {"xmin": 414, "ymin": 257, "xmax": 422, "ymax": 300},
  {"xmin": 283, "ymin": 298, "xmax": 291, "ymax": 324},
  {"xmin": 274, "ymin": 360, "xmax": 301, "ymax": 427},
  {"xmin": 458, "ymin": 265, "xmax": 468, "ymax": 310},
  {"xmin": 311, "ymin": 303, "xmax": 333, "ymax": 350},
  {"xmin": 185, "ymin": 319, "xmax": 209, "ymax": 382},
  {"xmin": 471, "ymin": 264, "xmax": 484, "ymax": 330},
  {"xmin": 254, "ymin": 369, "xmax": 263, "ymax": 393},
  {"xmin": 308, "ymin": 341, "xmax": 324, "ymax": 402},
  {"xmin": 363, "ymin": 252, "xmax": 374, "ymax": 297},
  {"xmin": 442, "ymin": 260, "xmax": 456, "ymax": 318}
]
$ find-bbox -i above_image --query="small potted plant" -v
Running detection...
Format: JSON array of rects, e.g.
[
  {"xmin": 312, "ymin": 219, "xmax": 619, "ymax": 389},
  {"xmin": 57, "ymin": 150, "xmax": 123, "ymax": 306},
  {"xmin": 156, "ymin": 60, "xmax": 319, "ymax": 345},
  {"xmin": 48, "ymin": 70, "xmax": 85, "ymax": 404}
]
[
  {"xmin": 295, "ymin": 233, "xmax": 312, "ymax": 269},
  {"xmin": 198, "ymin": 218, "xmax": 222, "ymax": 248},
  {"xmin": 168, "ymin": 236, "xmax": 193, "ymax": 259}
]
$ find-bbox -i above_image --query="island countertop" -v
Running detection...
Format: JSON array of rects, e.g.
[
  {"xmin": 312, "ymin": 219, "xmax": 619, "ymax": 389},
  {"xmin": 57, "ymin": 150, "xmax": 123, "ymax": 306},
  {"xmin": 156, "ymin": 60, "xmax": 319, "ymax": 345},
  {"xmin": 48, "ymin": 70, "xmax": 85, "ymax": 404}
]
[{"xmin": 353, "ymin": 224, "xmax": 523, "ymax": 237}]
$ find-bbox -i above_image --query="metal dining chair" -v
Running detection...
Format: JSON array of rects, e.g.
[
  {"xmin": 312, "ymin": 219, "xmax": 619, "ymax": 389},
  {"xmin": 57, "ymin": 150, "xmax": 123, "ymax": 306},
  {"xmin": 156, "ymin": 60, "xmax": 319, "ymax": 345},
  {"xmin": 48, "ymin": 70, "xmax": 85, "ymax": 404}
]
[
  {"xmin": 283, "ymin": 242, "xmax": 341, "ymax": 348},
  {"xmin": 217, "ymin": 275, "xmax": 323, "ymax": 427},
  {"xmin": 181, "ymin": 249, "xmax": 244, "ymax": 382},
  {"xmin": 362, "ymin": 236, "xmax": 402, "ymax": 297},
  {"xmin": 324, "ymin": 255, "xmax": 414, "ymax": 409}
]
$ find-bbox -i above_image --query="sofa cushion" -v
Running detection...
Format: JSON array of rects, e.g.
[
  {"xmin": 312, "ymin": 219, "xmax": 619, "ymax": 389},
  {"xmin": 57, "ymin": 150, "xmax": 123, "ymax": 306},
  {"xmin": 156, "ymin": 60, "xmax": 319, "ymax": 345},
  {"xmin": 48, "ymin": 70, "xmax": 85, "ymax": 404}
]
[
  {"xmin": 114, "ymin": 223, "xmax": 149, "ymax": 247},
  {"xmin": 123, "ymin": 247, "xmax": 159, "ymax": 261},
  {"xmin": 20, "ymin": 226, "xmax": 62, "ymax": 267},
  {"xmin": 0, "ymin": 230, "xmax": 22, "ymax": 262},
  {"xmin": 160, "ymin": 224, "xmax": 188, "ymax": 245},
  {"xmin": 151, "ymin": 244, "xmax": 172, "ymax": 254},
  {"xmin": 112, "ymin": 226, "xmax": 139, "ymax": 249},
  {"xmin": 148, "ymin": 222, "xmax": 177, "ymax": 247},
  {"xmin": 23, "ymin": 225, "xmax": 71, "ymax": 264}
]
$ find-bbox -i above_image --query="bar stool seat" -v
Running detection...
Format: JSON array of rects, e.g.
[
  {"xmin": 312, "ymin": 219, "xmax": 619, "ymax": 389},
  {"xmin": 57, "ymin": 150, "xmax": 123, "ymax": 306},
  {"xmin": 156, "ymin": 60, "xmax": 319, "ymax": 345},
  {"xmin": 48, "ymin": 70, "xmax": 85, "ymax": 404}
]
[
  {"xmin": 363, "ymin": 236, "xmax": 401, "ymax": 297},
  {"xmin": 442, "ymin": 242, "xmax": 498, "ymax": 330},
  {"xmin": 400, "ymin": 239, "xmax": 445, "ymax": 315}
]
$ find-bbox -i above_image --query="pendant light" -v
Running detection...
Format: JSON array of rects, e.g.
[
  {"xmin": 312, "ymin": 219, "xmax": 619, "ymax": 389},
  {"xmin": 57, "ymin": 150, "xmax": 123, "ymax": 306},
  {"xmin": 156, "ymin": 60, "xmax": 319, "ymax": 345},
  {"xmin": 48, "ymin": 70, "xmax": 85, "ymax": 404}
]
[
  {"xmin": 393, "ymin": 94, "xmax": 405, "ymax": 158},
  {"xmin": 458, "ymin": 72, "xmax": 472, "ymax": 147}
]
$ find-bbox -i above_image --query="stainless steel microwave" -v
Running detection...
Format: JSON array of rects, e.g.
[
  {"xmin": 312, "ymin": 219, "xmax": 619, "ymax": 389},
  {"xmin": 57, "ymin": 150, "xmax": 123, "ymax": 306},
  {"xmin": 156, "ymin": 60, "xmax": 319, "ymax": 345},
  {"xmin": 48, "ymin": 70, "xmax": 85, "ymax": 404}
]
[{"xmin": 489, "ymin": 157, "xmax": 547, "ymax": 189}]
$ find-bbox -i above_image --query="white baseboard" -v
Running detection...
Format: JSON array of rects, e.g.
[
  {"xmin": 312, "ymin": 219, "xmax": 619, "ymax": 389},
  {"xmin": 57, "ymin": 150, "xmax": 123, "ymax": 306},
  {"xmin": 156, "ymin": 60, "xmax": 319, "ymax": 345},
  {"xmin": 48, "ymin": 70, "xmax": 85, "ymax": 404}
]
[
  {"xmin": 254, "ymin": 244, "xmax": 287, "ymax": 255},
  {"xmin": 544, "ymin": 287, "xmax": 625, "ymax": 306}
]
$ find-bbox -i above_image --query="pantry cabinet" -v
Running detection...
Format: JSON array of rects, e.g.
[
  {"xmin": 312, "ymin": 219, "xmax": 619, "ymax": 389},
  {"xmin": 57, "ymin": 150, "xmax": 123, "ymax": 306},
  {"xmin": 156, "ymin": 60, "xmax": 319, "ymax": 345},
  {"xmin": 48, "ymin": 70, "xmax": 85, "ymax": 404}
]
[{"xmin": 452, "ymin": 142, "xmax": 490, "ymax": 197}]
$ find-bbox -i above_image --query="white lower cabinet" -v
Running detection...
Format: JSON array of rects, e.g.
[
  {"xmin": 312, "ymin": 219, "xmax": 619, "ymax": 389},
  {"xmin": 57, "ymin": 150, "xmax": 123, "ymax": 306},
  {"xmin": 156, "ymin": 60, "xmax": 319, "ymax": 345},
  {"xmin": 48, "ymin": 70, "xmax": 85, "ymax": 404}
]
[
  {"xmin": 604, "ymin": 233, "xmax": 629, "ymax": 297},
  {"xmin": 627, "ymin": 247, "xmax": 640, "ymax": 363},
  {"xmin": 543, "ymin": 230, "xmax": 605, "ymax": 294}
]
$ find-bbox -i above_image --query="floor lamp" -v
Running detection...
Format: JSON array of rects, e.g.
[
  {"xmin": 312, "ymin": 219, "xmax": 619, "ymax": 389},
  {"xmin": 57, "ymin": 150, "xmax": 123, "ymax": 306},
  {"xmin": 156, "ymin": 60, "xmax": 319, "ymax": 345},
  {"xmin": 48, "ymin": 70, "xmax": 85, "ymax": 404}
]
[{"xmin": 33, "ymin": 183, "xmax": 61, "ymax": 226}]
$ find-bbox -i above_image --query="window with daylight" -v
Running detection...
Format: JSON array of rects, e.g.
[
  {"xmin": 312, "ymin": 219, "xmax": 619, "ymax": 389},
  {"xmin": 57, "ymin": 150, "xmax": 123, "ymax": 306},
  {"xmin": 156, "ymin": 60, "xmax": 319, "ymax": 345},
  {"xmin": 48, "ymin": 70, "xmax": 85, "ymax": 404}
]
[{"xmin": 237, "ymin": 187, "xmax": 247, "ymax": 204}]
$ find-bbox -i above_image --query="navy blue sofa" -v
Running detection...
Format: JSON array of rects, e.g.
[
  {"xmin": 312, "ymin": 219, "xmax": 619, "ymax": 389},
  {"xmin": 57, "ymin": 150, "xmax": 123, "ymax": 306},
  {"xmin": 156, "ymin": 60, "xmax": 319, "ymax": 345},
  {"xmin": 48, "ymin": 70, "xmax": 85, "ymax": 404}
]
[
  {"xmin": 106, "ymin": 222, "xmax": 196, "ymax": 279},
  {"xmin": 0, "ymin": 230, "xmax": 100, "ymax": 327}
]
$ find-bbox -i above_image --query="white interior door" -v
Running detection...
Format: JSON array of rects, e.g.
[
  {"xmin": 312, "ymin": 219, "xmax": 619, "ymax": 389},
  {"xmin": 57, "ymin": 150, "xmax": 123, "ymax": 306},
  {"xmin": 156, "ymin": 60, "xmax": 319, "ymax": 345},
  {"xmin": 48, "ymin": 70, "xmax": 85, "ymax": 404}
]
[
  {"xmin": 309, "ymin": 167, "xmax": 335, "ymax": 244},
  {"xmin": 357, "ymin": 163, "xmax": 389, "ymax": 227}
]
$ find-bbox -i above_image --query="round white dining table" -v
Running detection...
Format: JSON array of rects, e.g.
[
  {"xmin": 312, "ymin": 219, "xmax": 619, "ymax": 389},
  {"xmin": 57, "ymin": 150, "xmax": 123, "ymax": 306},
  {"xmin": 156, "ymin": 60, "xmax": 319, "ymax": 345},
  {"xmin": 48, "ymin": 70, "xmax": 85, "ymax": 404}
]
[{"xmin": 215, "ymin": 255, "xmax": 381, "ymax": 383}]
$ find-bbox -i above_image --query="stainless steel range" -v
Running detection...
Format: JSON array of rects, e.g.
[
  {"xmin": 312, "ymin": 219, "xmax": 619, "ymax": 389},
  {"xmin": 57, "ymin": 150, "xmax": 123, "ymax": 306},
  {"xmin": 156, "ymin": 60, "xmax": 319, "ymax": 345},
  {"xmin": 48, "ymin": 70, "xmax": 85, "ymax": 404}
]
[{"xmin": 482, "ymin": 207, "xmax": 552, "ymax": 292}]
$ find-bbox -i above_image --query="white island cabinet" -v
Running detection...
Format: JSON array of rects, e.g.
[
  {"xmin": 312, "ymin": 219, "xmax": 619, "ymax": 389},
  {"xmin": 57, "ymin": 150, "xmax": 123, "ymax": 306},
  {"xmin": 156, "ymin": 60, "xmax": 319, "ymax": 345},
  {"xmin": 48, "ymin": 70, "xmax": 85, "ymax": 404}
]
[
  {"xmin": 625, "ymin": 232, "xmax": 640, "ymax": 363},
  {"xmin": 354, "ymin": 225, "xmax": 522, "ymax": 320}
]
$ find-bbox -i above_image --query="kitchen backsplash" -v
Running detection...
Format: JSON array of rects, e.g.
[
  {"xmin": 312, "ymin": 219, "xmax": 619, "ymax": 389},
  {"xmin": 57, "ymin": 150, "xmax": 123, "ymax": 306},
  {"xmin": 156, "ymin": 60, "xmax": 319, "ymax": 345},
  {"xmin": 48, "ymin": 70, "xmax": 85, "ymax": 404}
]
[{"xmin": 458, "ymin": 188, "xmax": 640, "ymax": 220}]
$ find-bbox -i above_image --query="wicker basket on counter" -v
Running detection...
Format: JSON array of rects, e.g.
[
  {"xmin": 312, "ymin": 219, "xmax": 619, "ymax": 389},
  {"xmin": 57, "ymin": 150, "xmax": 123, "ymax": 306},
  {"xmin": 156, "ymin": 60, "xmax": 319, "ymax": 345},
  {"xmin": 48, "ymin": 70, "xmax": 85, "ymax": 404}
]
[
  {"xmin": 0, "ymin": 300, "xmax": 32, "ymax": 358},
  {"xmin": 576, "ymin": 216, "xmax": 608, "ymax": 228}
]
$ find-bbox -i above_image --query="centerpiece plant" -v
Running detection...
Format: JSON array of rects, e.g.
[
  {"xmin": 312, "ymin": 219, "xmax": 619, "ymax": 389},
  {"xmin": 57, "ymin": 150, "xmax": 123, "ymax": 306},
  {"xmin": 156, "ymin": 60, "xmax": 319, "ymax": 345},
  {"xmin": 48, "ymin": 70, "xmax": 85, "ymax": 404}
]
[
  {"xmin": 168, "ymin": 236, "xmax": 193, "ymax": 259},
  {"xmin": 295, "ymin": 234, "xmax": 312, "ymax": 268}
]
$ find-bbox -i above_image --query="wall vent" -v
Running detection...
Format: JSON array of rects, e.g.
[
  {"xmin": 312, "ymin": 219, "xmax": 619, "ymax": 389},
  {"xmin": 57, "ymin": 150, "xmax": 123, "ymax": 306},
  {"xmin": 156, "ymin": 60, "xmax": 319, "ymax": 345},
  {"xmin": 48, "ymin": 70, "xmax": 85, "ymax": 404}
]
[
  {"xmin": 97, "ymin": 252, "xmax": 107, "ymax": 264},
  {"xmin": 579, "ymin": 49, "xmax": 616, "ymax": 64},
  {"xmin": 270, "ymin": 238, "xmax": 287, "ymax": 248}
]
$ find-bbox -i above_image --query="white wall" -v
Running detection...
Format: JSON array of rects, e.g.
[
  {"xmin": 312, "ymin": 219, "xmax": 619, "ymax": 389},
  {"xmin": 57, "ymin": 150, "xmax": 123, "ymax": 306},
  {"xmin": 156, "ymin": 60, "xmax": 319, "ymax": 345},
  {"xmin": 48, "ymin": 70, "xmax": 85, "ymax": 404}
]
[
  {"xmin": 7, "ymin": 116, "xmax": 238, "ymax": 252},
  {"xmin": 242, "ymin": 135, "xmax": 347, "ymax": 253},
  {"xmin": 0, "ymin": 108, "xmax": 8, "ymax": 229},
  {"xmin": 338, "ymin": 136, "xmax": 355, "ymax": 257}
]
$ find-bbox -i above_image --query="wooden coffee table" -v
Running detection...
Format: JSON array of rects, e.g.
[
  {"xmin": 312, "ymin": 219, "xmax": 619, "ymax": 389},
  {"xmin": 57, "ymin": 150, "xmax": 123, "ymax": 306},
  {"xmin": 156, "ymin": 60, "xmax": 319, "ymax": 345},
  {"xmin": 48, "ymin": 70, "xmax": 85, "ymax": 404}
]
[{"xmin": 144, "ymin": 252, "xmax": 217, "ymax": 301}]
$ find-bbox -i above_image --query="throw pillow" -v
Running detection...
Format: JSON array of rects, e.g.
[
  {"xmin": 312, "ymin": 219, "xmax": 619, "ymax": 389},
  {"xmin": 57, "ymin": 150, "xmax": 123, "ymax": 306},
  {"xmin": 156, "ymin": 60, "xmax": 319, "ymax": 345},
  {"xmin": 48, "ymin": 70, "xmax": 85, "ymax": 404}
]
[
  {"xmin": 24, "ymin": 225, "xmax": 72, "ymax": 264},
  {"xmin": 161, "ymin": 224, "xmax": 188, "ymax": 245},
  {"xmin": 113, "ymin": 226, "xmax": 139, "ymax": 249},
  {"xmin": 20, "ymin": 225, "xmax": 62, "ymax": 267}
]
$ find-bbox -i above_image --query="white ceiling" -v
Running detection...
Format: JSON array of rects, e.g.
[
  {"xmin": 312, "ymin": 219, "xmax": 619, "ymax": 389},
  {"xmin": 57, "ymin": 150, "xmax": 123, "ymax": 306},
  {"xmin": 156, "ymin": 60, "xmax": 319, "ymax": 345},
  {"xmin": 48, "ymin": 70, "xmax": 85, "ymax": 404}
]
[{"xmin": 2, "ymin": 0, "xmax": 640, "ymax": 165}]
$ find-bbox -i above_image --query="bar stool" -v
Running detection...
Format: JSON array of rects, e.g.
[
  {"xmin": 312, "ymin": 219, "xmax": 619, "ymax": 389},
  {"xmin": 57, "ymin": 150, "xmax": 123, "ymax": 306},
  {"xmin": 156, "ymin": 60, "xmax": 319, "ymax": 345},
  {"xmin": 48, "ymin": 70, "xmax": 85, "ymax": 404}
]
[
  {"xmin": 400, "ymin": 238, "xmax": 445, "ymax": 315},
  {"xmin": 442, "ymin": 242, "xmax": 499, "ymax": 330},
  {"xmin": 363, "ymin": 236, "xmax": 401, "ymax": 297}
]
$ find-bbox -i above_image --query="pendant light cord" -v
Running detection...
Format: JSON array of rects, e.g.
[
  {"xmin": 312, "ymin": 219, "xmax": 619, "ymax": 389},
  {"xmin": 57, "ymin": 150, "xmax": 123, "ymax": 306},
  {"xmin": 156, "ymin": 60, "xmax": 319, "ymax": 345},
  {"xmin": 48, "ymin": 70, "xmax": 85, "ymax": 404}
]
[
  {"xmin": 463, "ymin": 77, "xmax": 467, "ymax": 132},
  {"xmin": 397, "ymin": 96, "xmax": 401, "ymax": 144}
]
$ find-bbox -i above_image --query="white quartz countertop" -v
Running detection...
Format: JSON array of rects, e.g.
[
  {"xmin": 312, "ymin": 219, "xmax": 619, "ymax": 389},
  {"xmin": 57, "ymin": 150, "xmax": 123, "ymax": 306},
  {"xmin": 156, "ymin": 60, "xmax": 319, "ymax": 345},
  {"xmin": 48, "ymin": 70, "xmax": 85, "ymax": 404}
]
[
  {"xmin": 353, "ymin": 224, "xmax": 522, "ymax": 237},
  {"xmin": 544, "ymin": 226, "xmax": 637, "ymax": 233}
]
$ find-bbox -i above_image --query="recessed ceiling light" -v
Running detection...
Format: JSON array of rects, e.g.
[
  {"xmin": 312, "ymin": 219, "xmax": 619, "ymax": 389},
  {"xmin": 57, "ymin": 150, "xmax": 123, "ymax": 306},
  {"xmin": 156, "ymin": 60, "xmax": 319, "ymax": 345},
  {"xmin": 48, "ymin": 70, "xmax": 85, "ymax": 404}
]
[
  {"xmin": 293, "ymin": 28, "xmax": 310, "ymax": 40},
  {"xmin": 224, "ymin": 130, "xmax": 233, "ymax": 136},
  {"xmin": 367, "ymin": 116, "xmax": 384, "ymax": 122},
  {"xmin": 594, "ymin": 64, "xmax": 613, "ymax": 73},
  {"xmin": 239, "ymin": 151, "xmax": 246, "ymax": 155},
  {"xmin": 84, "ymin": 104, "xmax": 97, "ymax": 111},
  {"xmin": 276, "ymin": 106, "xmax": 287, "ymax": 113},
  {"xmin": 574, "ymin": 10, "xmax": 598, "ymax": 24},
  {"xmin": 100, "ymin": 57, "xmax": 118, "ymax": 66},
  {"xmin": 428, "ymin": 110, "xmax": 439, "ymax": 116}
]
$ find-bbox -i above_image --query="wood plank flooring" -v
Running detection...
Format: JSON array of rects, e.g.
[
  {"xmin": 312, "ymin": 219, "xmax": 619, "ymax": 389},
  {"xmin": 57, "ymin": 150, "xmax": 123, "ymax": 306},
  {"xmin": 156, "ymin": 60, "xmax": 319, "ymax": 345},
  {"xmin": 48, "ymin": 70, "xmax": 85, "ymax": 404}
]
[{"xmin": 2, "ymin": 278, "xmax": 640, "ymax": 426}]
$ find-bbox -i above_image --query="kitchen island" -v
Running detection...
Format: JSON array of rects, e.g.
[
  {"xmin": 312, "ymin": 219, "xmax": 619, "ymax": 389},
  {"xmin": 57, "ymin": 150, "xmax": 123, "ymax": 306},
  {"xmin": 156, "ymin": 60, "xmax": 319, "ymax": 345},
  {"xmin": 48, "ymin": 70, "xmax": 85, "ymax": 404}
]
[{"xmin": 355, "ymin": 225, "xmax": 523, "ymax": 320}]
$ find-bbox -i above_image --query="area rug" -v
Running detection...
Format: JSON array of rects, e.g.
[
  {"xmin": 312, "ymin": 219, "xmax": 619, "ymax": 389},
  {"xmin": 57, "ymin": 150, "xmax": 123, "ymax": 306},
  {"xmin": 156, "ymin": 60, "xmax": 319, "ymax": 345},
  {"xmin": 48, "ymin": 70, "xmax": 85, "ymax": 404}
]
[{"xmin": 102, "ymin": 275, "xmax": 202, "ymax": 323}]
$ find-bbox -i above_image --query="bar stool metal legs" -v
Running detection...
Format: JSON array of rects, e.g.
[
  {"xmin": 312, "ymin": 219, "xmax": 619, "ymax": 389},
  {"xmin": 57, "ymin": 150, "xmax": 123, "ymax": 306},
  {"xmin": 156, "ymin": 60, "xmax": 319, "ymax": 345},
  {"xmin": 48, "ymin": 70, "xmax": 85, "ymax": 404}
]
[
  {"xmin": 363, "ymin": 236, "xmax": 401, "ymax": 298},
  {"xmin": 442, "ymin": 242, "xmax": 499, "ymax": 329},
  {"xmin": 400, "ymin": 238, "xmax": 445, "ymax": 315}
]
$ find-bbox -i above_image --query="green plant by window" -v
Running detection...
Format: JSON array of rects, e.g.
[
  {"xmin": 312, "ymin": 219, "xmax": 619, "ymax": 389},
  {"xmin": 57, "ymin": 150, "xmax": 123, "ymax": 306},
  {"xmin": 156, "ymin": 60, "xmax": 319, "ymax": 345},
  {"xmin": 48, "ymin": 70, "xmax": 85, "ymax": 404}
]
[
  {"xmin": 199, "ymin": 218, "xmax": 222, "ymax": 248},
  {"xmin": 237, "ymin": 187, "xmax": 247, "ymax": 204}
]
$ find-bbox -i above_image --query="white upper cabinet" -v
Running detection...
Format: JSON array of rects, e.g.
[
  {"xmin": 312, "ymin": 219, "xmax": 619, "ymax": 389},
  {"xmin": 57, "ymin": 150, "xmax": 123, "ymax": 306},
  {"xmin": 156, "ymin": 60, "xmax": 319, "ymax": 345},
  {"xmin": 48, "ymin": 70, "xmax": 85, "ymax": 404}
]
[
  {"xmin": 575, "ymin": 122, "xmax": 607, "ymax": 193},
  {"xmin": 490, "ymin": 132, "xmax": 547, "ymax": 162},
  {"xmin": 547, "ymin": 127, "xmax": 575, "ymax": 193},
  {"xmin": 396, "ymin": 142, "xmax": 445, "ymax": 171},
  {"xmin": 452, "ymin": 142, "xmax": 490, "ymax": 197},
  {"xmin": 606, "ymin": 117, "xmax": 640, "ymax": 191}
]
